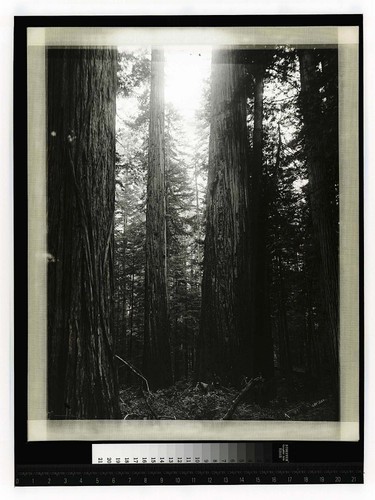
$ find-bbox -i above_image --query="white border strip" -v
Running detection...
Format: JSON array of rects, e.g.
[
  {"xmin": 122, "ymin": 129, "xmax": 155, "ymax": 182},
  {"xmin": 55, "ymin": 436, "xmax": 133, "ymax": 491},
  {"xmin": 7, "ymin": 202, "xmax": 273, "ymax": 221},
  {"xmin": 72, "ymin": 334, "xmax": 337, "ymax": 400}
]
[
  {"xmin": 27, "ymin": 25, "xmax": 360, "ymax": 441},
  {"xmin": 27, "ymin": 26, "xmax": 359, "ymax": 47}
]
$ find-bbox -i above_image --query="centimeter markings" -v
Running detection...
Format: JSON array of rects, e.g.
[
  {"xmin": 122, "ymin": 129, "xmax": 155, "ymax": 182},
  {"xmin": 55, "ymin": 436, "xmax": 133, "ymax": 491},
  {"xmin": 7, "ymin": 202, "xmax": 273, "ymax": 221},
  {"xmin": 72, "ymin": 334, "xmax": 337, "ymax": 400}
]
[{"xmin": 15, "ymin": 468, "xmax": 364, "ymax": 486}]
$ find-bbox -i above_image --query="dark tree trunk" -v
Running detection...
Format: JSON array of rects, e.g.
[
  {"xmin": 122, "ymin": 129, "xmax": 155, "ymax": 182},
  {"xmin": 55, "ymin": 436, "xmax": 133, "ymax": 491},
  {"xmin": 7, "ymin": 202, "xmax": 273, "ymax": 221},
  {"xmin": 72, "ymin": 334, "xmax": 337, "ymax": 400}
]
[
  {"xmin": 198, "ymin": 49, "xmax": 252, "ymax": 386},
  {"xmin": 143, "ymin": 49, "xmax": 173, "ymax": 389},
  {"xmin": 298, "ymin": 50, "xmax": 339, "ymax": 398},
  {"xmin": 47, "ymin": 48, "xmax": 120, "ymax": 419},
  {"xmin": 251, "ymin": 57, "xmax": 275, "ymax": 382}
]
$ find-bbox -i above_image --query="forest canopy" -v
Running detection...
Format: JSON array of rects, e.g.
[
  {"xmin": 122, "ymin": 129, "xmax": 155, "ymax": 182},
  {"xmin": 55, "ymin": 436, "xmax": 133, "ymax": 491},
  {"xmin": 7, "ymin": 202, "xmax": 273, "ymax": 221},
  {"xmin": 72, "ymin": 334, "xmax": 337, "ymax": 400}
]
[{"xmin": 47, "ymin": 45, "xmax": 339, "ymax": 421}]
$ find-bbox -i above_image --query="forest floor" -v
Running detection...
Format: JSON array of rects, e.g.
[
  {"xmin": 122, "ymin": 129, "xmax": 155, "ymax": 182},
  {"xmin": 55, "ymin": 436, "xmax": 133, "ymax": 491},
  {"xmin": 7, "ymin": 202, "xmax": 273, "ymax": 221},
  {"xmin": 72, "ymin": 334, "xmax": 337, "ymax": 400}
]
[{"xmin": 119, "ymin": 373, "xmax": 337, "ymax": 421}]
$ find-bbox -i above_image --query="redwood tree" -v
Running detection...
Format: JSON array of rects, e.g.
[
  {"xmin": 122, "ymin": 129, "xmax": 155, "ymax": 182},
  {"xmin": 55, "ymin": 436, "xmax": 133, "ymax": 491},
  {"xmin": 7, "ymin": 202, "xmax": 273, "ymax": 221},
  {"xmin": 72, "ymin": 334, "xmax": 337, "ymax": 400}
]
[
  {"xmin": 143, "ymin": 49, "xmax": 173, "ymax": 388},
  {"xmin": 47, "ymin": 49, "xmax": 120, "ymax": 419},
  {"xmin": 250, "ymin": 52, "xmax": 275, "ymax": 381},
  {"xmin": 198, "ymin": 49, "xmax": 253, "ymax": 385},
  {"xmin": 298, "ymin": 49, "xmax": 339, "ymax": 396}
]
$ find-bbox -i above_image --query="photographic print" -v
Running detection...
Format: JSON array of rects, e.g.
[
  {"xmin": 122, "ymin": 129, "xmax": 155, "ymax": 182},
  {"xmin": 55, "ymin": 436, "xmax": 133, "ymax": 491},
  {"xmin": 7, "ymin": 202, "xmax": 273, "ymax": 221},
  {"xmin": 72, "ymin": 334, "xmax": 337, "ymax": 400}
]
[{"xmin": 26, "ymin": 24, "xmax": 360, "ymax": 441}]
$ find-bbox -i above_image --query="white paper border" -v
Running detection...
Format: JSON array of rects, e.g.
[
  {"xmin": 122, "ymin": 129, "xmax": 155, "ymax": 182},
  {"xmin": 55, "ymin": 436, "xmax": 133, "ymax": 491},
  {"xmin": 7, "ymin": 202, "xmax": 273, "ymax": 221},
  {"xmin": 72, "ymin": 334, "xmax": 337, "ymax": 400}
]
[{"xmin": 27, "ymin": 25, "xmax": 360, "ymax": 441}]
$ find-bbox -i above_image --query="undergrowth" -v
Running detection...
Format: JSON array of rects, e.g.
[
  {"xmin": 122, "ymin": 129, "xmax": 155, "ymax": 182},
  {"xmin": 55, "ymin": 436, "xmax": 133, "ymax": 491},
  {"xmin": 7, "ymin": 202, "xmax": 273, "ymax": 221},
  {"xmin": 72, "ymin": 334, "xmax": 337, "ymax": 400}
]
[{"xmin": 119, "ymin": 376, "xmax": 337, "ymax": 421}]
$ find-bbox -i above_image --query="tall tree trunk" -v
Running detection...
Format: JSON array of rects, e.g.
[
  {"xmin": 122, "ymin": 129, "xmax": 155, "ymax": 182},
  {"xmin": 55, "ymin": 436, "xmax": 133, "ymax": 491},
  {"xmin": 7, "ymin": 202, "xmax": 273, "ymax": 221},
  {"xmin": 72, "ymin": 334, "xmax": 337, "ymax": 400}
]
[
  {"xmin": 198, "ymin": 49, "xmax": 252, "ymax": 385},
  {"xmin": 298, "ymin": 50, "xmax": 339, "ymax": 398},
  {"xmin": 47, "ymin": 48, "xmax": 120, "ymax": 419},
  {"xmin": 251, "ymin": 57, "xmax": 275, "ymax": 382},
  {"xmin": 143, "ymin": 49, "xmax": 172, "ymax": 389}
]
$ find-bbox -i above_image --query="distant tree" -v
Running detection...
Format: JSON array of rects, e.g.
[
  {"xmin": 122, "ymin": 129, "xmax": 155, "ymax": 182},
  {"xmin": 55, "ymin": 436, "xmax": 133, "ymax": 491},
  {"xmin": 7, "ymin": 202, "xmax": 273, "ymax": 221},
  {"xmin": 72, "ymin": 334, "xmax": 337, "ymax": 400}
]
[
  {"xmin": 47, "ymin": 48, "xmax": 120, "ymax": 419},
  {"xmin": 261, "ymin": 48, "xmax": 332, "ymax": 388},
  {"xmin": 254, "ymin": 47, "xmax": 339, "ymax": 399},
  {"xmin": 114, "ymin": 52, "xmax": 150, "ymax": 378},
  {"xmin": 143, "ymin": 49, "xmax": 173, "ymax": 388},
  {"xmin": 117, "ymin": 51, "xmax": 151, "ymax": 97},
  {"xmin": 164, "ymin": 105, "xmax": 198, "ymax": 380}
]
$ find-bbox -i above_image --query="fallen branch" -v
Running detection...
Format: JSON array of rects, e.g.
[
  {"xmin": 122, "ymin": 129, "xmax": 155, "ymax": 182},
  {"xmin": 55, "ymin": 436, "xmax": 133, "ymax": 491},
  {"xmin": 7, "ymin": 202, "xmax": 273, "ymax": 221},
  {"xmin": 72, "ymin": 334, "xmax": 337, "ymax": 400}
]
[
  {"xmin": 124, "ymin": 413, "xmax": 141, "ymax": 420},
  {"xmin": 141, "ymin": 389, "xmax": 159, "ymax": 419},
  {"xmin": 221, "ymin": 376, "xmax": 264, "ymax": 420},
  {"xmin": 115, "ymin": 355, "xmax": 150, "ymax": 394},
  {"xmin": 311, "ymin": 398, "xmax": 326, "ymax": 408},
  {"xmin": 284, "ymin": 403, "xmax": 307, "ymax": 419},
  {"xmin": 285, "ymin": 398, "xmax": 327, "ymax": 419}
]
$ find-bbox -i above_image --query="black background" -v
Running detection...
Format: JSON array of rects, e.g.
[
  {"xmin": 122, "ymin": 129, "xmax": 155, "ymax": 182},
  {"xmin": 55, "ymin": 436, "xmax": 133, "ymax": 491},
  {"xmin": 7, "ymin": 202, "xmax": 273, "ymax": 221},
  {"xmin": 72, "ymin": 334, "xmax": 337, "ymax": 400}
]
[{"xmin": 14, "ymin": 14, "xmax": 364, "ymax": 483}]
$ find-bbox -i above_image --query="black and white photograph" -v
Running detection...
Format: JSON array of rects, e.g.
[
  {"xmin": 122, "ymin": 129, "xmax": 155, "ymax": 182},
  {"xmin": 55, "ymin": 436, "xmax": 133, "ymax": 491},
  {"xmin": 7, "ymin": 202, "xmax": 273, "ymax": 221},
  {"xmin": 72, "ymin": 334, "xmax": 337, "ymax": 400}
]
[
  {"xmin": 46, "ymin": 42, "xmax": 340, "ymax": 422},
  {"xmin": 24, "ymin": 25, "xmax": 360, "ymax": 442}
]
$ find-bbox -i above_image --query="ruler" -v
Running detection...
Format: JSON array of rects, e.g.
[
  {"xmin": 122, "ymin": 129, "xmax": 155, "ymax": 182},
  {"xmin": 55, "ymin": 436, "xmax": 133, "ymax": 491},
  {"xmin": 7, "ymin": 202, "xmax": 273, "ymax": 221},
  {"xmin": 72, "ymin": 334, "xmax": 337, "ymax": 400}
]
[
  {"xmin": 15, "ymin": 464, "xmax": 363, "ymax": 486},
  {"xmin": 14, "ymin": 443, "xmax": 363, "ymax": 485}
]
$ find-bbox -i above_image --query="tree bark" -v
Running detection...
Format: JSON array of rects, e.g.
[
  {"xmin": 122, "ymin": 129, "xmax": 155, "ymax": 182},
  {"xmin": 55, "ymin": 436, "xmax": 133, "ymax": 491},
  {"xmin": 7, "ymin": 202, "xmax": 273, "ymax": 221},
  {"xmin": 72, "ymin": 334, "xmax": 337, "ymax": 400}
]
[
  {"xmin": 47, "ymin": 48, "xmax": 120, "ymax": 419},
  {"xmin": 143, "ymin": 49, "xmax": 173, "ymax": 389},
  {"xmin": 198, "ymin": 49, "xmax": 252, "ymax": 385},
  {"xmin": 298, "ymin": 49, "xmax": 339, "ymax": 397},
  {"xmin": 251, "ymin": 56, "xmax": 275, "ymax": 381}
]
